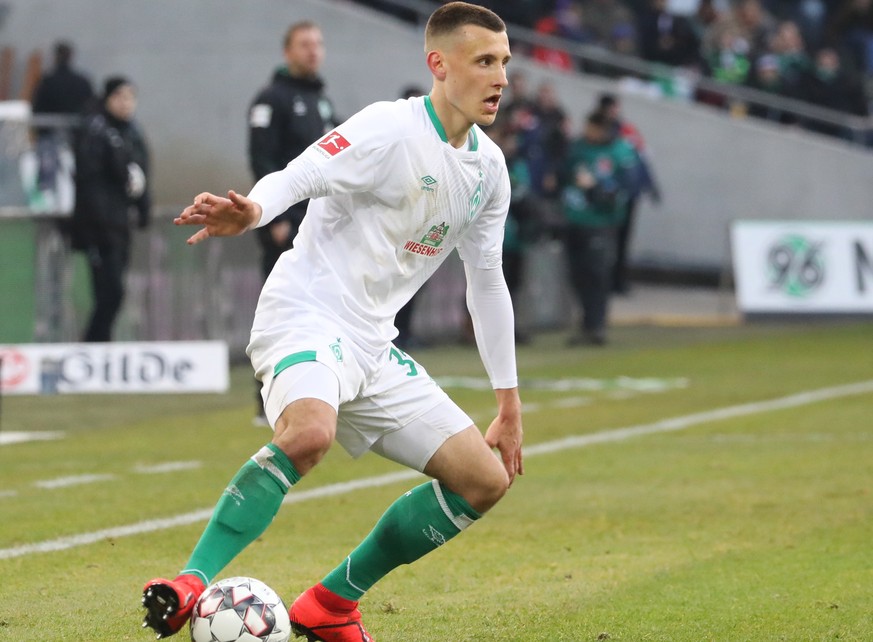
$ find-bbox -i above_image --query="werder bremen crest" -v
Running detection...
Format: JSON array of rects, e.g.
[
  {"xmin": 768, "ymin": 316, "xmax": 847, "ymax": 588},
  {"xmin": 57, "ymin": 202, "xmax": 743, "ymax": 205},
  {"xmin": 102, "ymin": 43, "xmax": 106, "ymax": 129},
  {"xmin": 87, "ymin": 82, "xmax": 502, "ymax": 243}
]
[
  {"xmin": 330, "ymin": 339, "xmax": 343, "ymax": 362},
  {"xmin": 421, "ymin": 222, "xmax": 450, "ymax": 248}
]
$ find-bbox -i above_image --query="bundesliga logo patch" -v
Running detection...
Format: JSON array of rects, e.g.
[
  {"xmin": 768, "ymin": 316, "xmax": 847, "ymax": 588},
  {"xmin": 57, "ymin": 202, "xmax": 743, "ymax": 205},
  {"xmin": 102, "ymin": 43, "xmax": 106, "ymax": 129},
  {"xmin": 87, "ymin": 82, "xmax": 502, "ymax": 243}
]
[{"xmin": 316, "ymin": 131, "xmax": 351, "ymax": 156}]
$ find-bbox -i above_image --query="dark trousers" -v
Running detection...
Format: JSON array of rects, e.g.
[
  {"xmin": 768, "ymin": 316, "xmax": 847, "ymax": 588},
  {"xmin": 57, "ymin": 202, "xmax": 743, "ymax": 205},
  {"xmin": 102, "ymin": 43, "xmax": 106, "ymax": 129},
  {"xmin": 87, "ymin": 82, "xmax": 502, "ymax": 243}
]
[
  {"xmin": 83, "ymin": 239, "xmax": 130, "ymax": 342},
  {"xmin": 563, "ymin": 225, "xmax": 617, "ymax": 334},
  {"xmin": 256, "ymin": 204, "xmax": 305, "ymax": 280},
  {"xmin": 394, "ymin": 297, "xmax": 416, "ymax": 347},
  {"xmin": 503, "ymin": 248, "xmax": 524, "ymax": 298},
  {"xmin": 257, "ymin": 225, "xmax": 295, "ymax": 281},
  {"xmin": 613, "ymin": 197, "xmax": 638, "ymax": 293}
]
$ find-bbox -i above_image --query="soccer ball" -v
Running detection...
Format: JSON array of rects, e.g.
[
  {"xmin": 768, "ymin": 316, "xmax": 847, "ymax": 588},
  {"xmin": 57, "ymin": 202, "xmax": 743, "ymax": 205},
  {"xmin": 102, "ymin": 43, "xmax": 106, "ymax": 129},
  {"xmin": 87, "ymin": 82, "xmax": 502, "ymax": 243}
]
[{"xmin": 189, "ymin": 576, "xmax": 291, "ymax": 642}]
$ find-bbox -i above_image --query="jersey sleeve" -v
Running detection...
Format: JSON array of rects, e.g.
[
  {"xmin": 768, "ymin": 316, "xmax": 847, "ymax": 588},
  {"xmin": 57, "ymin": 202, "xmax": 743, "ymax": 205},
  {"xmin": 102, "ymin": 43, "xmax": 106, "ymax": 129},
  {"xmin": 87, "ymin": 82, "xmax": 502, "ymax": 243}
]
[
  {"xmin": 456, "ymin": 159, "xmax": 511, "ymax": 270},
  {"xmin": 465, "ymin": 260, "xmax": 518, "ymax": 389},
  {"xmin": 248, "ymin": 101, "xmax": 400, "ymax": 227},
  {"xmin": 296, "ymin": 101, "xmax": 401, "ymax": 196}
]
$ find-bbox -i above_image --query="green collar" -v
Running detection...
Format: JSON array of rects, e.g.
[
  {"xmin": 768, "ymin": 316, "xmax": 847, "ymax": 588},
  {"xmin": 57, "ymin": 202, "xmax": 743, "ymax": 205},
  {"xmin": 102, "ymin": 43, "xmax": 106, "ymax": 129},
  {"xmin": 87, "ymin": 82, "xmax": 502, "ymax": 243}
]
[{"xmin": 424, "ymin": 95, "xmax": 478, "ymax": 151}]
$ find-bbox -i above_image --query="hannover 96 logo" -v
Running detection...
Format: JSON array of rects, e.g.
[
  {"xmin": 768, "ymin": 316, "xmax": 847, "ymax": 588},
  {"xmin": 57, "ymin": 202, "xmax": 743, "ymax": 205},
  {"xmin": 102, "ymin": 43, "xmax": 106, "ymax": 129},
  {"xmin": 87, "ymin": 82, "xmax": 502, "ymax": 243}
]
[{"xmin": 767, "ymin": 234, "xmax": 824, "ymax": 297}]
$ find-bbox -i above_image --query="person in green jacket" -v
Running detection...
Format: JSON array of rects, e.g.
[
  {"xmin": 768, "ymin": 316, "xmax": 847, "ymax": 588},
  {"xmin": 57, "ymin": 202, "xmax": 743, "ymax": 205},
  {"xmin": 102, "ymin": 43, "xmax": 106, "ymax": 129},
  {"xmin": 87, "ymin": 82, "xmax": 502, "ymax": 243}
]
[{"xmin": 559, "ymin": 109, "xmax": 637, "ymax": 345}]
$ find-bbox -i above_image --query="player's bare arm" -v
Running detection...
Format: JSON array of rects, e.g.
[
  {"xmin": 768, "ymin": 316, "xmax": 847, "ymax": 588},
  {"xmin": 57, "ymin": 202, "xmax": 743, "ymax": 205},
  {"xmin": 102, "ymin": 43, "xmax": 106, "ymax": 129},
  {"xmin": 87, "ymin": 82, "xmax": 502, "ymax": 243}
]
[
  {"xmin": 174, "ymin": 190, "xmax": 263, "ymax": 245},
  {"xmin": 485, "ymin": 387, "xmax": 524, "ymax": 484}
]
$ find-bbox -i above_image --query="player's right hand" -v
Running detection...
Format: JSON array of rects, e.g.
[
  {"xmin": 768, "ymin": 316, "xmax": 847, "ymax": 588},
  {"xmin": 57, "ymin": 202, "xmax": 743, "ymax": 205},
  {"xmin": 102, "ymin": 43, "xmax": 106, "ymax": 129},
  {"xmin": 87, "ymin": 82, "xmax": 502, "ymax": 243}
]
[{"xmin": 174, "ymin": 190, "xmax": 262, "ymax": 245}]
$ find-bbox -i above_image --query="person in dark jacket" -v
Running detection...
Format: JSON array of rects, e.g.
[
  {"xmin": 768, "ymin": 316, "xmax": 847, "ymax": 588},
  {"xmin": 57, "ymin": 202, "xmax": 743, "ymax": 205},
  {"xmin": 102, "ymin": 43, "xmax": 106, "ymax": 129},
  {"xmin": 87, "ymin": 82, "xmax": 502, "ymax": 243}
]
[
  {"xmin": 72, "ymin": 76, "xmax": 150, "ymax": 342},
  {"xmin": 248, "ymin": 21, "xmax": 337, "ymax": 424},
  {"xmin": 248, "ymin": 20, "xmax": 337, "ymax": 280},
  {"xmin": 32, "ymin": 41, "xmax": 95, "ymax": 117},
  {"xmin": 30, "ymin": 41, "xmax": 95, "ymax": 210},
  {"xmin": 801, "ymin": 46, "xmax": 870, "ymax": 140}
]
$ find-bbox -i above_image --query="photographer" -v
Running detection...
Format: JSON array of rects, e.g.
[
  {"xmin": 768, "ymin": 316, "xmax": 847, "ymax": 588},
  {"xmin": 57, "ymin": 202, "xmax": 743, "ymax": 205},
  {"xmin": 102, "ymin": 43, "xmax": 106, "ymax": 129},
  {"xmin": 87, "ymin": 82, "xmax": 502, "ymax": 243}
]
[{"xmin": 559, "ymin": 109, "xmax": 637, "ymax": 346}]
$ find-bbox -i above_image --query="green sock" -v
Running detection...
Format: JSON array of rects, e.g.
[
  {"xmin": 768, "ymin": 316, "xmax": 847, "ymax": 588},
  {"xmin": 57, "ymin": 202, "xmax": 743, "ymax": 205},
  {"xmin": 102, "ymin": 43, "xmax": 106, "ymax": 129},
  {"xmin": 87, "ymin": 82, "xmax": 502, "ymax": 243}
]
[
  {"xmin": 180, "ymin": 443, "xmax": 300, "ymax": 584},
  {"xmin": 321, "ymin": 480, "xmax": 481, "ymax": 600}
]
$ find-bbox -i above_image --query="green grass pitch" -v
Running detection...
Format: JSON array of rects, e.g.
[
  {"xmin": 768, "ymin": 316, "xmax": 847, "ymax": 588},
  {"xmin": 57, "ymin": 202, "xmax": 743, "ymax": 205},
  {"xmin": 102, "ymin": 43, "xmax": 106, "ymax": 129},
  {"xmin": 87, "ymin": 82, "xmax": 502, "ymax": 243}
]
[{"xmin": 1, "ymin": 321, "xmax": 872, "ymax": 641}]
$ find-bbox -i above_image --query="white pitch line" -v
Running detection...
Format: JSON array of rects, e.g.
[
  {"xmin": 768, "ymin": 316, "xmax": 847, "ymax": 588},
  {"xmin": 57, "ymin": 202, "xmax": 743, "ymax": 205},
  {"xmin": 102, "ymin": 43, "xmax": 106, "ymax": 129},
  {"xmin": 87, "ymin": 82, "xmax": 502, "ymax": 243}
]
[
  {"xmin": 34, "ymin": 474, "xmax": 116, "ymax": 489},
  {"xmin": 0, "ymin": 471, "xmax": 421, "ymax": 561},
  {"xmin": 134, "ymin": 461, "xmax": 202, "ymax": 474},
  {"xmin": 0, "ymin": 431, "xmax": 65, "ymax": 446},
  {"xmin": 523, "ymin": 379, "xmax": 873, "ymax": 457},
  {"xmin": 1, "ymin": 379, "xmax": 871, "ymax": 561}
]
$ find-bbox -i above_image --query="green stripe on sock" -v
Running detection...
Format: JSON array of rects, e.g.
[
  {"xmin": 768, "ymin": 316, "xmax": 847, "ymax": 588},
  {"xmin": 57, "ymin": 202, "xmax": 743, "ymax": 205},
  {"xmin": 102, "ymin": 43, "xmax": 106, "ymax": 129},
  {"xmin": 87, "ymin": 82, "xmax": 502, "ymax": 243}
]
[
  {"xmin": 254, "ymin": 443, "xmax": 301, "ymax": 490},
  {"xmin": 431, "ymin": 479, "xmax": 481, "ymax": 526}
]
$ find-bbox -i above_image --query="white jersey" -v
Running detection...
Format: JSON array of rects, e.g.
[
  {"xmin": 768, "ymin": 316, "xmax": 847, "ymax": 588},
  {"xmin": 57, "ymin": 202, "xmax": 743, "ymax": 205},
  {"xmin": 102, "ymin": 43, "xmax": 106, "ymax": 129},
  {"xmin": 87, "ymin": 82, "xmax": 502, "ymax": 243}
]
[{"xmin": 249, "ymin": 96, "xmax": 511, "ymax": 357}]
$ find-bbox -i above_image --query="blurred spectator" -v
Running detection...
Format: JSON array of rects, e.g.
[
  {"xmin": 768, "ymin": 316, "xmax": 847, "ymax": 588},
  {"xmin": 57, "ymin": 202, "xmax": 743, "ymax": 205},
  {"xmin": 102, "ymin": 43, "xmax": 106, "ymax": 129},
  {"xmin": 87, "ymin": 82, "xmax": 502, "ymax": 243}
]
[
  {"xmin": 492, "ymin": 0, "xmax": 557, "ymax": 29},
  {"xmin": 696, "ymin": 22, "xmax": 753, "ymax": 109},
  {"xmin": 30, "ymin": 41, "xmax": 95, "ymax": 213},
  {"xmin": 637, "ymin": 0, "xmax": 702, "ymax": 67},
  {"xmin": 702, "ymin": 24, "xmax": 752, "ymax": 85},
  {"xmin": 532, "ymin": 2, "xmax": 595, "ymax": 70},
  {"xmin": 556, "ymin": 1, "xmax": 598, "ymax": 43},
  {"xmin": 768, "ymin": 20, "xmax": 812, "ymax": 95},
  {"xmin": 610, "ymin": 21, "xmax": 640, "ymax": 58},
  {"xmin": 801, "ymin": 46, "xmax": 870, "ymax": 138},
  {"xmin": 502, "ymin": 73, "xmax": 552, "ymax": 199},
  {"xmin": 71, "ymin": 77, "xmax": 150, "ymax": 342},
  {"xmin": 491, "ymin": 123, "xmax": 540, "ymax": 344},
  {"xmin": 532, "ymin": 80, "xmax": 570, "ymax": 197},
  {"xmin": 825, "ymin": 0, "xmax": 873, "ymax": 76},
  {"xmin": 705, "ymin": 0, "xmax": 776, "ymax": 62},
  {"xmin": 596, "ymin": 93, "xmax": 661, "ymax": 295},
  {"xmin": 31, "ymin": 41, "xmax": 94, "ymax": 117},
  {"xmin": 586, "ymin": 0, "xmax": 637, "ymax": 49},
  {"xmin": 558, "ymin": 110, "xmax": 637, "ymax": 346},
  {"xmin": 745, "ymin": 54, "xmax": 799, "ymax": 123},
  {"xmin": 500, "ymin": 70, "xmax": 537, "ymax": 126},
  {"xmin": 690, "ymin": 0, "xmax": 726, "ymax": 42},
  {"xmin": 494, "ymin": 77, "xmax": 574, "ymax": 343},
  {"xmin": 792, "ymin": 0, "xmax": 828, "ymax": 50}
]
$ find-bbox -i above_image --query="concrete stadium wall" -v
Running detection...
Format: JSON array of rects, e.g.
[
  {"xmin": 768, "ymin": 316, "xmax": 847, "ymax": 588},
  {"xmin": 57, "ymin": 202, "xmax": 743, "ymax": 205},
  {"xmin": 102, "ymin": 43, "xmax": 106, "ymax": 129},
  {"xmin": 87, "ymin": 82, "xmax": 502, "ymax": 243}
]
[{"xmin": 3, "ymin": 0, "xmax": 871, "ymax": 274}]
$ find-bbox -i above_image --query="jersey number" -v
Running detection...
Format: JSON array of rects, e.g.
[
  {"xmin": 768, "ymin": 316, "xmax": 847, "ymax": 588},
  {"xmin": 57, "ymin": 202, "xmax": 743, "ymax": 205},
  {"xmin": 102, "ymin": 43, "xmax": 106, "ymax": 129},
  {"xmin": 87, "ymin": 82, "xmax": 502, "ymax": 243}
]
[{"xmin": 389, "ymin": 347, "xmax": 419, "ymax": 377}]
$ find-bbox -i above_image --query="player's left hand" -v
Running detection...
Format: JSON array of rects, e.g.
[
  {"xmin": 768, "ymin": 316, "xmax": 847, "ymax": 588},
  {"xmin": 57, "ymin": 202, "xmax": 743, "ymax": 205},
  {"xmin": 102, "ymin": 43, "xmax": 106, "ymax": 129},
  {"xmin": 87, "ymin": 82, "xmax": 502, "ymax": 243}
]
[{"xmin": 484, "ymin": 402, "xmax": 524, "ymax": 485}]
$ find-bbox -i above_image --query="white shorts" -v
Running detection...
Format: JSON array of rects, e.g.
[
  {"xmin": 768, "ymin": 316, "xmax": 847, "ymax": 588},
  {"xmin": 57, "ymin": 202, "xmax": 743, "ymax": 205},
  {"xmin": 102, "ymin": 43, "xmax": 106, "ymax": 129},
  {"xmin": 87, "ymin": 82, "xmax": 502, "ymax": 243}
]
[{"xmin": 249, "ymin": 325, "xmax": 473, "ymax": 471}]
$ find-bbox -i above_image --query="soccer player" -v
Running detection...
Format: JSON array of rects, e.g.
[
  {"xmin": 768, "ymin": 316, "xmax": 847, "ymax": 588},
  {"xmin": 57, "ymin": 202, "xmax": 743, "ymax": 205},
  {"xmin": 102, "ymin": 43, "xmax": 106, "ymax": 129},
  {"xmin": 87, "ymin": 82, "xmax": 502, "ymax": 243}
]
[{"xmin": 141, "ymin": 3, "xmax": 522, "ymax": 641}]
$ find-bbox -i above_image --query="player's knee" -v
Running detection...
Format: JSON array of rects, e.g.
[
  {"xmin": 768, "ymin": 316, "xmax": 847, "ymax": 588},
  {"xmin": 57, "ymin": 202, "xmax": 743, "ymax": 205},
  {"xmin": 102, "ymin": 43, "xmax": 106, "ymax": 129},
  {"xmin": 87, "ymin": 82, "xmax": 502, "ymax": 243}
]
[
  {"xmin": 467, "ymin": 461, "xmax": 510, "ymax": 513},
  {"xmin": 272, "ymin": 420, "xmax": 334, "ymax": 476}
]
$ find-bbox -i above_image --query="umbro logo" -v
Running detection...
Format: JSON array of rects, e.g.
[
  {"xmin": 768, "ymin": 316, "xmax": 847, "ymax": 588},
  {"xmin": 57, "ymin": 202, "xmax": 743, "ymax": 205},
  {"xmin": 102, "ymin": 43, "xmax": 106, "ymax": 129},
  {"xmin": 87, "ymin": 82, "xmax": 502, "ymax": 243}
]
[
  {"xmin": 420, "ymin": 175, "xmax": 437, "ymax": 192},
  {"xmin": 223, "ymin": 484, "xmax": 245, "ymax": 506},
  {"xmin": 423, "ymin": 524, "xmax": 446, "ymax": 546}
]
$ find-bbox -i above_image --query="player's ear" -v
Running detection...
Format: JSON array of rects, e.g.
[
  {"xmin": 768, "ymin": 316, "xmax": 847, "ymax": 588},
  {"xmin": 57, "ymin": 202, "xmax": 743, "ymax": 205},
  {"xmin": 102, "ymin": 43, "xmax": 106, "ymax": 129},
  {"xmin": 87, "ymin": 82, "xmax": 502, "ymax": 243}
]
[{"xmin": 426, "ymin": 50, "xmax": 447, "ymax": 81}]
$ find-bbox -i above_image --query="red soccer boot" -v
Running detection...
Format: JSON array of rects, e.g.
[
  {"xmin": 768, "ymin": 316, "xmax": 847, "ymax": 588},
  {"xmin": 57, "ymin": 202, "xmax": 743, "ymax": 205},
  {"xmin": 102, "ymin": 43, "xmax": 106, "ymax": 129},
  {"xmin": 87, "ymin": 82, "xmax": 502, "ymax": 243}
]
[
  {"xmin": 141, "ymin": 574, "xmax": 206, "ymax": 638},
  {"xmin": 289, "ymin": 584, "xmax": 374, "ymax": 642}
]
